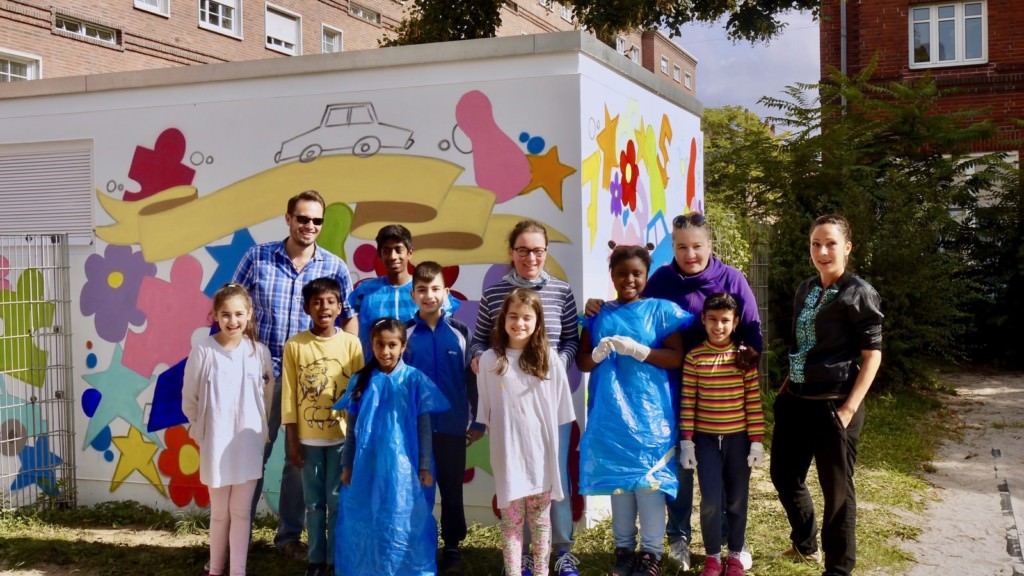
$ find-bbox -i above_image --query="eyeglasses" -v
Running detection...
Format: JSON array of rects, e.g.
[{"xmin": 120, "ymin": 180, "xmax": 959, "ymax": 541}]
[
  {"xmin": 672, "ymin": 212, "xmax": 706, "ymax": 229},
  {"xmin": 513, "ymin": 247, "xmax": 547, "ymax": 258},
  {"xmin": 292, "ymin": 215, "xmax": 324, "ymax": 226}
]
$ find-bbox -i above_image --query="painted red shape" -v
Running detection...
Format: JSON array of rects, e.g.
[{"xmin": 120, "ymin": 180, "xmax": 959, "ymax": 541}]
[
  {"xmin": 686, "ymin": 137, "xmax": 697, "ymax": 211},
  {"xmin": 454, "ymin": 91, "xmax": 530, "ymax": 203},
  {"xmin": 462, "ymin": 467, "xmax": 475, "ymax": 484},
  {"xmin": 123, "ymin": 255, "xmax": 212, "ymax": 377},
  {"xmin": 123, "ymin": 128, "xmax": 196, "ymax": 201}
]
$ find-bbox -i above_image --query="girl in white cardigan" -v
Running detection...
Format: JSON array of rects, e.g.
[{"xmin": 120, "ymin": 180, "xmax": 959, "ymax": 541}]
[{"xmin": 182, "ymin": 283, "xmax": 272, "ymax": 576}]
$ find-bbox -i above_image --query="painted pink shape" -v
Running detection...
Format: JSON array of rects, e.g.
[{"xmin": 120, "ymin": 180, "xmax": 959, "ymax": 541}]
[
  {"xmin": 454, "ymin": 90, "xmax": 531, "ymax": 203},
  {"xmin": 124, "ymin": 128, "xmax": 197, "ymax": 202},
  {"xmin": 0, "ymin": 255, "xmax": 9, "ymax": 290},
  {"xmin": 123, "ymin": 255, "xmax": 212, "ymax": 378}
]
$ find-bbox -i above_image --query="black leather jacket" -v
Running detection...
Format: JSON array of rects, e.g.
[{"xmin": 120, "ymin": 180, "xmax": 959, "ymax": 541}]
[{"xmin": 787, "ymin": 272, "xmax": 883, "ymax": 399}]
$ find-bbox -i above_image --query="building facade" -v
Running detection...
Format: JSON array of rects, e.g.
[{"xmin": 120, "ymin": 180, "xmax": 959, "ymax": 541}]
[
  {"xmin": 0, "ymin": 1, "xmax": 656, "ymax": 83},
  {"xmin": 820, "ymin": 0, "xmax": 1023, "ymax": 154}
]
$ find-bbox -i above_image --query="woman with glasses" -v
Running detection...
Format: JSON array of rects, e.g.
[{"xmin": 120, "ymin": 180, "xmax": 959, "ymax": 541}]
[
  {"xmin": 468, "ymin": 219, "xmax": 582, "ymax": 576},
  {"xmin": 586, "ymin": 211, "xmax": 763, "ymax": 571}
]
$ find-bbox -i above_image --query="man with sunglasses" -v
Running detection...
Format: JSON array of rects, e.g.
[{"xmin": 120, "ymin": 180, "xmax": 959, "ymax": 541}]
[{"xmin": 232, "ymin": 189, "xmax": 357, "ymax": 562}]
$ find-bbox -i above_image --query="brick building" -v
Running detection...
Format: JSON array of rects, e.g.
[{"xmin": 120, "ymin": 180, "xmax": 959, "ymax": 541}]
[
  {"xmin": 0, "ymin": 1, "xmax": 671, "ymax": 84},
  {"xmin": 820, "ymin": 0, "xmax": 1023, "ymax": 154},
  {"xmin": 641, "ymin": 30, "xmax": 698, "ymax": 97}
]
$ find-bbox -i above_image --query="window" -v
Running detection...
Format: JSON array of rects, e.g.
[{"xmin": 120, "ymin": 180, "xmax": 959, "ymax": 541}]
[
  {"xmin": 54, "ymin": 14, "xmax": 120, "ymax": 45},
  {"xmin": 199, "ymin": 0, "xmax": 242, "ymax": 37},
  {"xmin": 672, "ymin": 64, "xmax": 681, "ymax": 82},
  {"xmin": 910, "ymin": 2, "xmax": 986, "ymax": 68},
  {"xmin": 322, "ymin": 25, "xmax": 343, "ymax": 53},
  {"xmin": 684, "ymin": 72, "xmax": 693, "ymax": 90},
  {"xmin": 134, "ymin": 0, "xmax": 170, "ymax": 16},
  {"xmin": 628, "ymin": 45, "xmax": 640, "ymax": 62},
  {"xmin": 0, "ymin": 50, "xmax": 41, "ymax": 82},
  {"xmin": 350, "ymin": 2, "xmax": 381, "ymax": 24},
  {"xmin": 615, "ymin": 36, "xmax": 626, "ymax": 54},
  {"xmin": 559, "ymin": 3, "xmax": 572, "ymax": 21},
  {"xmin": 539, "ymin": 0, "xmax": 553, "ymax": 9},
  {"xmin": 266, "ymin": 4, "xmax": 301, "ymax": 55},
  {"xmin": 660, "ymin": 56, "xmax": 669, "ymax": 74}
]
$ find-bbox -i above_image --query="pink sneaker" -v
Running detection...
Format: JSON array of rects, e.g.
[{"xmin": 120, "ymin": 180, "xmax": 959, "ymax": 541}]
[
  {"xmin": 723, "ymin": 556, "xmax": 745, "ymax": 576},
  {"xmin": 700, "ymin": 555, "xmax": 722, "ymax": 576}
]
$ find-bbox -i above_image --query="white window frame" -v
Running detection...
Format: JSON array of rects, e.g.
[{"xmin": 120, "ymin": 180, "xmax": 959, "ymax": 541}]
[
  {"xmin": 54, "ymin": 14, "xmax": 121, "ymax": 46},
  {"xmin": 0, "ymin": 48, "xmax": 42, "ymax": 82},
  {"xmin": 684, "ymin": 72, "xmax": 693, "ymax": 90},
  {"xmin": 265, "ymin": 3, "xmax": 301, "ymax": 55},
  {"xmin": 134, "ymin": 0, "xmax": 170, "ymax": 17},
  {"xmin": 539, "ymin": 0, "xmax": 553, "ymax": 10},
  {"xmin": 628, "ymin": 45, "xmax": 640, "ymax": 62},
  {"xmin": 321, "ymin": 24, "xmax": 343, "ymax": 53},
  {"xmin": 615, "ymin": 36, "xmax": 626, "ymax": 54},
  {"xmin": 909, "ymin": 1, "xmax": 987, "ymax": 69},
  {"xmin": 349, "ymin": 2, "xmax": 381, "ymax": 25},
  {"xmin": 660, "ymin": 56, "xmax": 669, "ymax": 74},
  {"xmin": 672, "ymin": 64, "xmax": 681, "ymax": 82},
  {"xmin": 199, "ymin": 0, "xmax": 243, "ymax": 38},
  {"xmin": 559, "ymin": 3, "xmax": 572, "ymax": 21}
]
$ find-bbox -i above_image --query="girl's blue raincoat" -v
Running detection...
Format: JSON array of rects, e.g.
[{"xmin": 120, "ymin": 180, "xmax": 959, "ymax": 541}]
[
  {"xmin": 333, "ymin": 362, "xmax": 449, "ymax": 576},
  {"xmin": 579, "ymin": 298, "xmax": 694, "ymax": 498}
]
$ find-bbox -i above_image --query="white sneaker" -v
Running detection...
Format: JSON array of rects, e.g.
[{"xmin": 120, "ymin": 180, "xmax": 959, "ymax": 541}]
[
  {"xmin": 666, "ymin": 538, "xmax": 691, "ymax": 570},
  {"xmin": 739, "ymin": 544, "xmax": 752, "ymax": 570}
]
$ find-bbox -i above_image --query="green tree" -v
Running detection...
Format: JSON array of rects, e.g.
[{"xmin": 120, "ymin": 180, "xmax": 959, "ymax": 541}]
[
  {"xmin": 762, "ymin": 69, "xmax": 999, "ymax": 387},
  {"xmin": 380, "ymin": 0, "xmax": 504, "ymax": 47}
]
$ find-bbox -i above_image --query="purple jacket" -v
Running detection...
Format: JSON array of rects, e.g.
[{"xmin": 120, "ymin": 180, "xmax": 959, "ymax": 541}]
[{"xmin": 643, "ymin": 256, "xmax": 763, "ymax": 352}]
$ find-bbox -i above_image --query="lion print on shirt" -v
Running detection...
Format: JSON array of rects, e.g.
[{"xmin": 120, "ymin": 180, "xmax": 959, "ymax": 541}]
[{"xmin": 298, "ymin": 357, "xmax": 347, "ymax": 430}]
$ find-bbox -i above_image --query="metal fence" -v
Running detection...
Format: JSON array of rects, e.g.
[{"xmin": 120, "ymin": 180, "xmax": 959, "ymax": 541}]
[
  {"xmin": 747, "ymin": 223, "xmax": 771, "ymax": 387},
  {"xmin": 0, "ymin": 233, "xmax": 76, "ymax": 511}
]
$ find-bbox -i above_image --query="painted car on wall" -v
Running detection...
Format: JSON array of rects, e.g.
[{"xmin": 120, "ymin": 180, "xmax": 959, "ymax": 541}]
[{"xmin": 273, "ymin": 102, "xmax": 415, "ymax": 162}]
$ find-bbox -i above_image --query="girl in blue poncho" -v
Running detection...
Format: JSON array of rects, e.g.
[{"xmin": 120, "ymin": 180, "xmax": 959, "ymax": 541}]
[
  {"xmin": 576, "ymin": 243, "xmax": 694, "ymax": 576},
  {"xmin": 336, "ymin": 317, "xmax": 448, "ymax": 576}
]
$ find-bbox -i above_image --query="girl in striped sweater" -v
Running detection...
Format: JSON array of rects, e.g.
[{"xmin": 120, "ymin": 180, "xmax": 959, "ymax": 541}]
[{"xmin": 679, "ymin": 293, "xmax": 765, "ymax": 576}]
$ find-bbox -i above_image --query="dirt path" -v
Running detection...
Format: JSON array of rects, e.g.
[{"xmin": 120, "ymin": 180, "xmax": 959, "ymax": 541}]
[{"xmin": 902, "ymin": 372, "xmax": 1024, "ymax": 576}]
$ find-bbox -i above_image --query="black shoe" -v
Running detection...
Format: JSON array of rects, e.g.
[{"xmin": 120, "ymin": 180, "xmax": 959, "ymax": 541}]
[
  {"xmin": 440, "ymin": 547, "xmax": 464, "ymax": 574},
  {"xmin": 611, "ymin": 547, "xmax": 635, "ymax": 576},
  {"xmin": 304, "ymin": 562, "xmax": 327, "ymax": 576},
  {"xmin": 631, "ymin": 551, "xmax": 661, "ymax": 576}
]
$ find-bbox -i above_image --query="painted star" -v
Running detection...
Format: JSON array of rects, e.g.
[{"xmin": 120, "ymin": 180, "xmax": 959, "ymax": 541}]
[
  {"xmin": 203, "ymin": 229, "xmax": 255, "ymax": 297},
  {"xmin": 596, "ymin": 105, "xmax": 620, "ymax": 189},
  {"xmin": 466, "ymin": 434, "xmax": 493, "ymax": 476},
  {"xmin": 520, "ymin": 146, "xmax": 577, "ymax": 210},
  {"xmin": 110, "ymin": 426, "xmax": 167, "ymax": 496},
  {"xmin": 10, "ymin": 436, "xmax": 63, "ymax": 496},
  {"xmin": 81, "ymin": 344, "xmax": 159, "ymax": 449}
]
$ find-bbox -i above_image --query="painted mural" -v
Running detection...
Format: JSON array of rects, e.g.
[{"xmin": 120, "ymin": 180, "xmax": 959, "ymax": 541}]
[{"xmin": 1, "ymin": 63, "xmax": 703, "ymax": 523}]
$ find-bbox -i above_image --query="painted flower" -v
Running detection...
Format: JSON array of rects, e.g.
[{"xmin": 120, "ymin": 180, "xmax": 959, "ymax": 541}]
[
  {"xmin": 80, "ymin": 245, "xmax": 156, "ymax": 343},
  {"xmin": 619, "ymin": 140, "xmax": 639, "ymax": 212},
  {"xmin": 157, "ymin": 425, "xmax": 209, "ymax": 508},
  {"xmin": 0, "ymin": 255, "xmax": 10, "ymax": 290},
  {"xmin": 609, "ymin": 172, "xmax": 623, "ymax": 217}
]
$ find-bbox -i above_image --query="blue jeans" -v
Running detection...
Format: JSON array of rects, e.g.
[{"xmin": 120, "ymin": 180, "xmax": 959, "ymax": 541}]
[
  {"xmin": 301, "ymin": 444, "xmax": 342, "ymax": 565},
  {"xmin": 665, "ymin": 464, "xmax": 694, "ymax": 544},
  {"xmin": 250, "ymin": 377, "xmax": 305, "ymax": 548},
  {"xmin": 611, "ymin": 489, "xmax": 666, "ymax": 555},
  {"xmin": 694, "ymin": 433, "xmax": 750, "ymax": 556},
  {"xmin": 524, "ymin": 422, "xmax": 574, "ymax": 555}
]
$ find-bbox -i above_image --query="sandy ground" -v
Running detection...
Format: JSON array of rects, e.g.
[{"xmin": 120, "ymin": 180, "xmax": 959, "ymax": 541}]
[{"xmin": 902, "ymin": 372, "xmax": 1024, "ymax": 576}]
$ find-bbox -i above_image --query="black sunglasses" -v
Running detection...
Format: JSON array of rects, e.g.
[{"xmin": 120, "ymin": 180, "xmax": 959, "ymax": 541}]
[
  {"xmin": 672, "ymin": 212, "xmax": 706, "ymax": 229},
  {"xmin": 293, "ymin": 215, "xmax": 324, "ymax": 226}
]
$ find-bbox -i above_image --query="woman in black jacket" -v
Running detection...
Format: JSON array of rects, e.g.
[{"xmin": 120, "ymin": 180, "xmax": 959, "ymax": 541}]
[{"xmin": 770, "ymin": 214, "xmax": 883, "ymax": 576}]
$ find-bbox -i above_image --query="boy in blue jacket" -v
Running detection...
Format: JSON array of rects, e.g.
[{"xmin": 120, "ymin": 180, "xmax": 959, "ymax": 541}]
[{"xmin": 403, "ymin": 261, "xmax": 481, "ymax": 575}]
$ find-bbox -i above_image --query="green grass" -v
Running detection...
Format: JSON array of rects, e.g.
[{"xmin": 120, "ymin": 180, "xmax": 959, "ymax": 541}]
[{"xmin": 0, "ymin": 387, "xmax": 950, "ymax": 575}]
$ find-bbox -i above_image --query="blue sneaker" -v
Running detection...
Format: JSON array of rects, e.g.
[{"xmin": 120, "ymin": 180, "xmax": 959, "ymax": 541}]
[
  {"xmin": 554, "ymin": 551, "xmax": 580, "ymax": 576},
  {"xmin": 504, "ymin": 554, "xmax": 533, "ymax": 576}
]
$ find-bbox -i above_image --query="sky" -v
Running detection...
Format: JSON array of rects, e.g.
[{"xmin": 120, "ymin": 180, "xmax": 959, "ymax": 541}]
[{"xmin": 672, "ymin": 10, "xmax": 821, "ymax": 120}]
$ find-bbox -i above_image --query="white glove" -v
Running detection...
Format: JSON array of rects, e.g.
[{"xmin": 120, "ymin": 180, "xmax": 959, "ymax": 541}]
[
  {"xmin": 608, "ymin": 335, "xmax": 651, "ymax": 361},
  {"xmin": 679, "ymin": 440, "xmax": 697, "ymax": 469},
  {"xmin": 747, "ymin": 441, "xmax": 764, "ymax": 468},
  {"xmin": 591, "ymin": 337, "xmax": 614, "ymax": 364}
]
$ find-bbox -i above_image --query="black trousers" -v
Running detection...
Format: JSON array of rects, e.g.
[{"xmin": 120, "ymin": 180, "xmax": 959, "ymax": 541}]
[
  {"xmin": 433, "ymin": 432, "xmax": 468, "ymax": 548},
  {"xmin": 769, "ymin": 392, "xmax": 865, "ymax": 576}
]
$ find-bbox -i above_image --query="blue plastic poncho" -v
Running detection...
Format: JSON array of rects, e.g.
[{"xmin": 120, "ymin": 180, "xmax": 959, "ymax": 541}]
[
  {"xmin": 333, "ymin": 362, "xmax": 449, "ymax": 576},
  {"xmin": 579, "ymin": 298, "xmax": 694, "ymax": 498}
]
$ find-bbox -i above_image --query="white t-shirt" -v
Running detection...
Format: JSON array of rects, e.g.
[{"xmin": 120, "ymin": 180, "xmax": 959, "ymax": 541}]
[
  {"xmin": 476, "ymin": 347, "xmax": 575, "ymax": 509},
  {"xmin": 182, "ymin": 336, "xmax": 271, "ymax": 488}
]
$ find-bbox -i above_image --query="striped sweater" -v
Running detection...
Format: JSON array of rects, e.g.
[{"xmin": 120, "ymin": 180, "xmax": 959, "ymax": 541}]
[{"xmin": 681, "ymin": 341, "xmax": 764, "ymax": 441}]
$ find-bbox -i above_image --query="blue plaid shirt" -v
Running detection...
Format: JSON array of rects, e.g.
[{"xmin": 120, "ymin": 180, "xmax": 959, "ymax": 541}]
[{"xmin": 232, "ymin": 239, "xmax": 354, "ymax": 378}]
